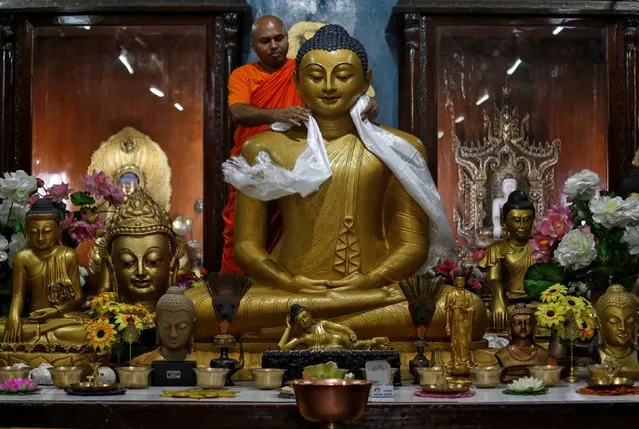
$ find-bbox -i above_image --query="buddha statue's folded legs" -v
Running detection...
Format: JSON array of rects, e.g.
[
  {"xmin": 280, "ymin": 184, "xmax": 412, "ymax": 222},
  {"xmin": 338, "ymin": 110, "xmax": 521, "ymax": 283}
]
[{"xmin": 0, "ymin": 314, "xmax": 88, "ymax": 347}]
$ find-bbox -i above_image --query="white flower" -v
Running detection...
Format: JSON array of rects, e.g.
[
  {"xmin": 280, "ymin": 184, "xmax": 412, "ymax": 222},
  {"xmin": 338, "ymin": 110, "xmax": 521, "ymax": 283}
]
[
  {"xmin": 8, "ymin": 233, "xmax": 26, "ymax": 266},
  {"xmin": 554, "ymin": 229, "xmax": 597, "ymax": 271},
  {"xmin": 0, "ymin": 235, "xmax": 8, "ymax": 263},
  {"xmin": 622, "ymin": 225, "xmax": 639, "ymax": 254},
  {"xmin": 508, "ymin": 376, "xmax": 544, "ymax": 392},
  {"xmin": 0, "ymin": 200, "xmax": 29, "ymax": 226},
  {"xmin": 563, "ymin": 169, "xmax": 600, "ymax": 201},
  {"xmin": 79, "ymin": 266, "xmax": 89, "ymax": 287},
  {"xmin": 589, "ymin": 196, "xmax": 628, "ymax": 228},
  {"xmin": 0, "ymin": 170, "xmax": 37, "ymax": 203}
]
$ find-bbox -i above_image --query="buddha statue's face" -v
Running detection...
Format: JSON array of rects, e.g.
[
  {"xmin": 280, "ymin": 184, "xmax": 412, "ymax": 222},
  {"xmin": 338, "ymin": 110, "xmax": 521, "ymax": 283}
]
[
  {"xmin": 511, "ymin": 314, "xmax": 533, "ymax": 341},
  {"xmin": 111, "ymin": 234, "xmax": 173, "ymax": 302},
  {"xmin": 504, "ymin": 209, "xmax": 534, "ymax": 241},
  {"xmin": 453, "ymin": 276, "xmax": 465, "ymax": 289},
  {"xmin": 601, "ymin": 305, "xmax": 636, "ymax": 348},
  {"xmin": 157, "ymin": 309, "xmax": 193, "ymax": 351},
  {"xmin": 295, "ymin": 310, "xmax": 313, "ymax": 330},
  {"xmin": 119, "ymin": 172, "xmax": 140, "ymax": 196},
  {"xmin": 26, "ymin": 216, "xmax": 59, "ymax": 251},
  {"xmin": 501, "ymin": 178, "xmax": 517, "ymax": 197},
  {"xmin": 296, "ymin": 49, "xmax": 370, "ymax": 118}
]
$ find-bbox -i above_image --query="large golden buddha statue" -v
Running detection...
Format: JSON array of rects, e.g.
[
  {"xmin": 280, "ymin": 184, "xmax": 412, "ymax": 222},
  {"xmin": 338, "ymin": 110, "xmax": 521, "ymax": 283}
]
[
  {"xmin": 97, "ymin": 188, "xmax": 186, "ymax": 313},
  {"xmin": 478, "ymin": 191, "xmax": 535, "ymax": 331},
  {"xmin": 189, "ymin": 24, "xmax": 460, "ymax": 343},
  {"xmin": 1, "ymin": 199, "xmax": 88, "ymax": 347}
]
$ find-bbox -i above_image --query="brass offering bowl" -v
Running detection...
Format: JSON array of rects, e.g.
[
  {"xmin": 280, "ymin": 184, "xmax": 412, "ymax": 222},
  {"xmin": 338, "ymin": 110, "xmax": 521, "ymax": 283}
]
[
  {"xmin": 66, "ymin": 382, "xmax": 122, "ymax": 394},
  {"xmin": 470, "ymin": 366, "xmax": 502, "ymax": 388},
  {"xmin": 0, "ymin": 366, "xmax": 31, "ymax": 383},
  {"xmin": 250, "ymin": 368, "xmax": 286, "ymax": 390},
  {"xmin": 528, "ymin": 365, "xmax": 562, "ymax": 387},
  {"xmin": 416, "ymin": 366, "xmax": 446, "ymax": 386},
  {"xmin": 290, "ymin": 379, "xmax": 373, "ymax": 429},
  {"xmin": 359, "ymin": 368, "xmax": 398, "ymax": 384},
  {"xmin": 421, "ymin": 379, "xmax": 471, "ymax": 394},
  {"xmin": 49, "ymin": 366, "xmax": 84, "ymax": 388},
  {"xmin": 193, "ymin": 367, "xmax": 229, "ymax": 389},
  {"xmin": 587, "ymin": 364, "xmax": 615, "ymax": 379},
  {"xmin": 587, "ymin": 376, "xmax": 634, "ymax": 389},
  {"xmin": 116, "ymin": 366, "xmax": 152, "ymax": 389}
]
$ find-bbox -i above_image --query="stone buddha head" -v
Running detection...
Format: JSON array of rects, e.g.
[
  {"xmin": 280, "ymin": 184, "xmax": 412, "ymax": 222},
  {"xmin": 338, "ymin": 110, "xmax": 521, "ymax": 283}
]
[
  {"xmin": 508, "ymin": 303, "xmax": 535, "ymax": 343},
  {"xmin": 25, "ymin": 198, "xmax": 61, "ymax": 251},
  {"xmin": 98, "ymin": 188, "xmax": 185, "ymax": 311},
  {"xmin": 595, "ymin": 285, "xmax": 637, "ymax": 351},
  {"xmin": 501, "ymin": 190, "xmax": 535, "ymax": 242},
  {"xmin": 294, "ymin": 24, "xmax": 371, "ymax": 118},
  {"xmin": 155, "ymin": 286, "xmax": 196, "ymax": 359}
]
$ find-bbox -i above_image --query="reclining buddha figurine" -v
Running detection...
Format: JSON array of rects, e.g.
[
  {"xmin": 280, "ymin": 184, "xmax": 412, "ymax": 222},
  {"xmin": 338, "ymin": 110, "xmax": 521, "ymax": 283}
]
[
  {"xmin": 188, "ymin": 24, "xmax": 468, "ymax": 343},
  {"xmin": 0, "ymin": 199, "xmax": 88, "ymax": 347},
  {"xmin": 97, "ymin": 188, "xmax": 186, "ymax": 313}
]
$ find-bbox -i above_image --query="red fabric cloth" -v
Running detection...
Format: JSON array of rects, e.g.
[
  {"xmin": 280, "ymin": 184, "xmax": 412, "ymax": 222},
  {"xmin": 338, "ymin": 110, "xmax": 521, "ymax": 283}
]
[{"xmin": 221, "ymin": 59, "xmax": 301, "ymax": 273}]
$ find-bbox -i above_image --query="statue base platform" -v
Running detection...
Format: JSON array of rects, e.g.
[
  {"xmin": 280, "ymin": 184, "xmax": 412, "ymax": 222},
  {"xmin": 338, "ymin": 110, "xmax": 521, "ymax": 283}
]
[
  {"xmin": 0, "ymin": 344, "xmax": 109, "ymax": 367},
  {"xmin": 261, "ymin": 349, "xmax": 402, "ymax": 386}
]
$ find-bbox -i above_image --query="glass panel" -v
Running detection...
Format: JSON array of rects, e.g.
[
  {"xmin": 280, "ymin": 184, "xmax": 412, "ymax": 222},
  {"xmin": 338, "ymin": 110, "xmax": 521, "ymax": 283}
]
[
  {"xmin": 32, "ymin": 25, "xmax": 205, "ymax": 254},
  {"xmin": 436, "ymin": 23, "xmax": 608, "ymax": 246}
]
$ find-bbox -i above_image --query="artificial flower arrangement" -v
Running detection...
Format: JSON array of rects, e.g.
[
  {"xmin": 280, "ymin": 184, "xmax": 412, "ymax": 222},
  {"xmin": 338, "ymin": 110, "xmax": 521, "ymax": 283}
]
[
  {"xmin": 535, "ymin": 283, "xmax": 596, "ymax": 342},
  {"xmin": 85, "ymin": 292, "xmax": 154, "ymax": 353},
  {"xmin": 525, "ymin": 169, "xmax": 639, "ymax": 298},
  {"xmin": 0, "ymin": 378, "xmax": 39, "ymax": 395},
  {"xmin": 175, "ymin": 266, "xmax": 208, "ymax": 288},
  {"xmin": 503, "ymin": 376, "xmax": 547, "ymax": 395},
  {"xmin": 434, "ymin": 261, "xmax": 485, "ymax": 293}
]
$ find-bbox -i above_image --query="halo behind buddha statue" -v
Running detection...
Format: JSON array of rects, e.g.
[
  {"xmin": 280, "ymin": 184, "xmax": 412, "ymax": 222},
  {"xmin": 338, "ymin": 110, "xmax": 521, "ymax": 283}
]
[
  {"xmin": 97, "ymin": 188, "xmax": 186, "ymax": 312},
  {"xmin": 88, "ymin": 127, "xmax": 171, "ymax": 211}
]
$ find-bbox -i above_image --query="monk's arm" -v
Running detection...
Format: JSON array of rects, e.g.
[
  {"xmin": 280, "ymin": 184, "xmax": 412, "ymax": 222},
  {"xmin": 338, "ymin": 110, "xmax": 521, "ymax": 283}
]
[{"xmin": 229, "ymin": 104, "xmax": 308, "ymax": 127}]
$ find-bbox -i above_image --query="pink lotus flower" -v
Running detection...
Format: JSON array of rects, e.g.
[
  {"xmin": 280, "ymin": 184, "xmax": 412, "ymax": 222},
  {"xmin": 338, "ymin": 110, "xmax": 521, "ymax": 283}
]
[
  {"xmin": 84, "ymin": 171, "xmax": 114, "ymax": 200},
  {"xmin": 467, "ymin": 277, "xmax": 482, "ymax": 291},
  {"xmin": 45, "ymin": 183, "xmax": 71, "ymax": 203},
  {"xmin": 60, "ymin": 212, "xmax": 74, "ymax": 229},
  {"xmin": 530, "ymin": 235, "xmax": 554, "ymax": 262},
  {"xmin": 0, "ymin": 378, "xmax": 37, "ymax": 392},
  {"xmin": 107, "ymin": 184, "xmax": 124, "ymax": 205},
  {"xmin": 67, "ymin": 220, "xmax": 96, "ymax": 243},
  {"xmin": 472, "ymin": 248, "xmax": 486, "ymax": 262},
  {"xmin": 535, "ymin": 205, "xmax": 573, "ymax": 239}
]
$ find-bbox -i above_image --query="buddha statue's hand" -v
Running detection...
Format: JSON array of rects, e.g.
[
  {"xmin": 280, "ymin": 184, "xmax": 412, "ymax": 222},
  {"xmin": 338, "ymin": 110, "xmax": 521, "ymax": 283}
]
[
  {"xmin": 29, "ymin": 307, "xmax": 60, "ymax": 321},
  {"xmin": 327, "ymin": 273, "xmax": 386, "ymax": 292},
  {"xmin": 4, "ymin": 315, "xmax": 21, "ymax": 343},
  {"xmin": 491, "ymin": 300, "xmax": 507, "ymax": 331},
  {"xmin": 292, "ymin": 275, "xmax": 330, "ymax": 294}
]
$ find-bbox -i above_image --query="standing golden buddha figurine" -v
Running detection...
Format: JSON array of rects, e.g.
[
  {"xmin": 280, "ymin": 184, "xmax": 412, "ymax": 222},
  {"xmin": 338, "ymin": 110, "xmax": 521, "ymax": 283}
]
[
  {"xmin": 189, "ymin": 24, "xmax": 457, "ymax": 343},
  {"xmin": 595, "ymin": 285, "xmax": 639, "ymax": 374},
  {"xmin": 478, "ymin": 191, "xmax": 535, "ymax": 331},
  {"xmin": 445, "ymin": 275, "xmax": 475, "ymax": 376},
  {"xmin": 97, "ymin": 188, "xmax": 186, "ymax": 313},
  {"xmin": 0, "ymin": 198, "xmax": 88, "ymax": 347}
]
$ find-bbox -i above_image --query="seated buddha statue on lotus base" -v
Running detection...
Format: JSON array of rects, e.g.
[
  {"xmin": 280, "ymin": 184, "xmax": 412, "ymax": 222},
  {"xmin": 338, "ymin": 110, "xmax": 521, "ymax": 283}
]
[{"xmin": 0, "ymin": 199, "xmax": 105, "ymax": 367}]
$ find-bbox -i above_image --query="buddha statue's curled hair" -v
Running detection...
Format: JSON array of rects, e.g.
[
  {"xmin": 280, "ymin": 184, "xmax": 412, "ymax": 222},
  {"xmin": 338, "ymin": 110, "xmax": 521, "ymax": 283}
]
[
  {"xmin": 156, "ymin": 286, "xmax": 196, "ymax": 317},
  {"xmin": 509, "ymin": 302, "xmax": 534, "ymax": 319},
  {"xmin": 295, "ymin": 24, "xmax": 368, "ymax": 76},
  {"xmin": 595, "ymin": 284, "xmax": 636, "ymax": 315}
]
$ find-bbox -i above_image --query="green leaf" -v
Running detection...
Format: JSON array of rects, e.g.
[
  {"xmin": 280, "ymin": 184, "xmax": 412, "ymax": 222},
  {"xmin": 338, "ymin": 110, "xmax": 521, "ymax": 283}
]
[
  {"xmin": 524, "ymin": 263, "xmax": 566, "ymax": 301},
  {"xmin": 70, "ymin": 191, "xmax": 95, "ymax": 207}
]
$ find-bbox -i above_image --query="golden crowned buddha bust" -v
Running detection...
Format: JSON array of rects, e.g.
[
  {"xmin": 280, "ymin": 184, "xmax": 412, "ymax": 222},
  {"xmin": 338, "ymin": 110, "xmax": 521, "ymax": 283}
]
[
  {"xmin": 1, "ymin": 199, "xmax": 88, "ymax": 347},
  {"xmin": 595, "ymin": 285, "xmax": 639, "ymax": 373},
  {"xmin": 479, "ymin": 191, "xmax": 535, "ymax": 331},
  {"xmin": 189, "ymin": 24, "xmax": 461, "ymax": 343},
  {"xmin": 97, "ymin": 188, "xmax": 186, "ymax": 312}
]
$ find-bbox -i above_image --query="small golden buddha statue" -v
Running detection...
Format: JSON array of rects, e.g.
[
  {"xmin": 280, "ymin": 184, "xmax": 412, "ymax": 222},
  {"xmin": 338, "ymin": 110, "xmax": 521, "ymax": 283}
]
[
  {"xmin": 479, "ymin": 191, "xmax": 535, "ymax": 331},
  {"xmin": 132, "ymin": 286, "xmax": 201, "ymax": 365},
  {"xmin": 1, "ymin": 199, "xmax": 88, "ymax": 346},
  {"xmin": 446, "ymin": 276, "xmax": 475, "ymax": 376},
  {"xmin": 595, "ymin": 285, "xmax": 639, "ymax": 373},
  {"xmin": 97, "ymin": 188, "xmax": 186, "ymax": 313},
  {"xmin": 495, "ymin": 303, "xmax": 554, "ymax": 382},
  {"xmin": 277, "ymin": 304, "xmax": 390, "ymax": 351}
]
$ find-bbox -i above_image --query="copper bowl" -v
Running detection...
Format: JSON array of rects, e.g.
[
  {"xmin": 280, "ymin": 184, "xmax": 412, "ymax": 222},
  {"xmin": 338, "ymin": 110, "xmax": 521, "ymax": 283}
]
[
  {"xmin": 251, "ymin": 368, "xmax": 286, "ymax": 390},
  {"xmin": 290, "ymin": 379, "xmax": 373, "ymax": 426},
  {"xmin": 116, "ymin": 366, "xmax": 152, "ymax": 389},
  {"xmin": 0, "ymin": 366, "xmax": 31, "ymax": 383},
  {"xmin": 49, "ymin": 366, "xmax": 84, "ymax": 388},
  {"xmin": 528, "ymin": 365, "xmax": 563, "ymax": 387},
  {"xmin": 470, "ymin": 366, "xmax": 502, "ymax": 388},
  {"xmin": 193, "ymin": 367, "xmax": 229, "ymax": 389}
]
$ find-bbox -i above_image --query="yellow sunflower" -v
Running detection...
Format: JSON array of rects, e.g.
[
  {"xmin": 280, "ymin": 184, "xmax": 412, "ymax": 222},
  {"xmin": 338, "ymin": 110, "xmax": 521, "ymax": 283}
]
[
  {"xmin": 88, "ymin": 292, "xmax": 118, "ymax": 310},
  {"xmin": 536, "ymin": 302, "xmax": 568, "ymax": 329},
  {"xmin": 560, "ymin": 295, "xmax": 586, "ymax": 313},
  {"xmin": 114, "ymin": 313, "xmax": 144, "ymax": 331},
  {"xmin": 85, "ymin": 319, "xmax": 117, "ymax": 351},
  {"xmin": 540, "ymin": 284, "xmax": 568, "ymax": 303},
  {"xmin": 577, "ymin": 311, "xmax": 596, "ymax": 341}
]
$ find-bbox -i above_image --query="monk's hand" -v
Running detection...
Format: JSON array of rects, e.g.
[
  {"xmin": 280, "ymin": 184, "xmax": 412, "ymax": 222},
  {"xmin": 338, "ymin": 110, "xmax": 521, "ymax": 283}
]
[
  {"xmin": 360, "ymin": 98, "xmax": 379, "ymax": 121},
  {"xmin": 293, "ymin": 275, "xmax": 329, "ymax": 294},
  {"xmin": 4, "ymin": 314, "xmax": 21, "ymax": 343},
  {"xmin": 273, "ymin": 106, "xmax": 309, "ymax": 126},
  {"xmin": 29, "ymin": 307, "xmax": 59, "ymax": 321},
  {"xmin": 328, "ymin": 273, "xmax": 385, "ymax": 291}
]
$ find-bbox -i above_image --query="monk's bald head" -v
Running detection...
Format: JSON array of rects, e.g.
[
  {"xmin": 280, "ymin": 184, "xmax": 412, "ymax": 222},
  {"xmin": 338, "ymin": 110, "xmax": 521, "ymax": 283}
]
[{"xmin": 251, "ymin": 15, "xmax": 289, "ymax": 71}]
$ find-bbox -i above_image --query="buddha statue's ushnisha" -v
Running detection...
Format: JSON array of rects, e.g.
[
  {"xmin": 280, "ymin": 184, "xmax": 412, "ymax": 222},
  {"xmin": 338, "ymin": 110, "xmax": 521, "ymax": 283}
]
[
  {"xmin": 479, "ymin": 191, "xmax": 535, "ymax": 331},
  {"xmin": 1, "ymin": 199, "xmax": 88, "ymax": 347},
  {"xmin": 495, "ymin": 303, "xmax": 554, "ymax": 382},
  {"xmin": 595, "ymin": 285, "xmax": 639, "ymax": 372},
  {"xmin": 132, "ymin": 286, "xmax": 197, "ymax": 365},
  {"xmin": 97, "ymin": 188, "xmax": 186, "ymax": 313},
  {"xmin": 188, "ymin": 24, "xmax": 456, "ymax": 342},
  {"xmin": 277, "ymin": 304, "xmax": 390, "ymax": 351}
]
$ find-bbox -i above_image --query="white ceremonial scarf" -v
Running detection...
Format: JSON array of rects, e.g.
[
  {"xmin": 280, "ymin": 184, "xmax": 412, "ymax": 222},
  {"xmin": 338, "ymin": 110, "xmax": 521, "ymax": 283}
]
[{"xmin": 221, "ymin": 95, "xmax": 456, "ymax": 269}]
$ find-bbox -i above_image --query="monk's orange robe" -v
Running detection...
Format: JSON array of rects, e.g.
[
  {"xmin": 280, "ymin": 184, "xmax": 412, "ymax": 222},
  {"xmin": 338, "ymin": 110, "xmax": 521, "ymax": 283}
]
[{"xmin": 221, "ymin": 59, "xmax": 302, "ymax": 274}]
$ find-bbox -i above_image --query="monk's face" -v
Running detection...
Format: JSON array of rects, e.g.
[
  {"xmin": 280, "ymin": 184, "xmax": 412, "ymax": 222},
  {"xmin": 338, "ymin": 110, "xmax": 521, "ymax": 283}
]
[
  {"xmin": 297, "ymin": 49, "xmax": 370, "ymax": 118},
  {"xmin": 251, "ymin": 17, "xmax": 288, "ymax": 70}
]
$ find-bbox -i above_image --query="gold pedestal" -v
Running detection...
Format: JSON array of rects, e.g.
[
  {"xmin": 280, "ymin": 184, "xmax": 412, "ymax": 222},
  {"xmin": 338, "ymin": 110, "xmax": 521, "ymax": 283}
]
[{"xmin": 0, "ymin": 350, "xmax": 109, "ymax": 368}]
